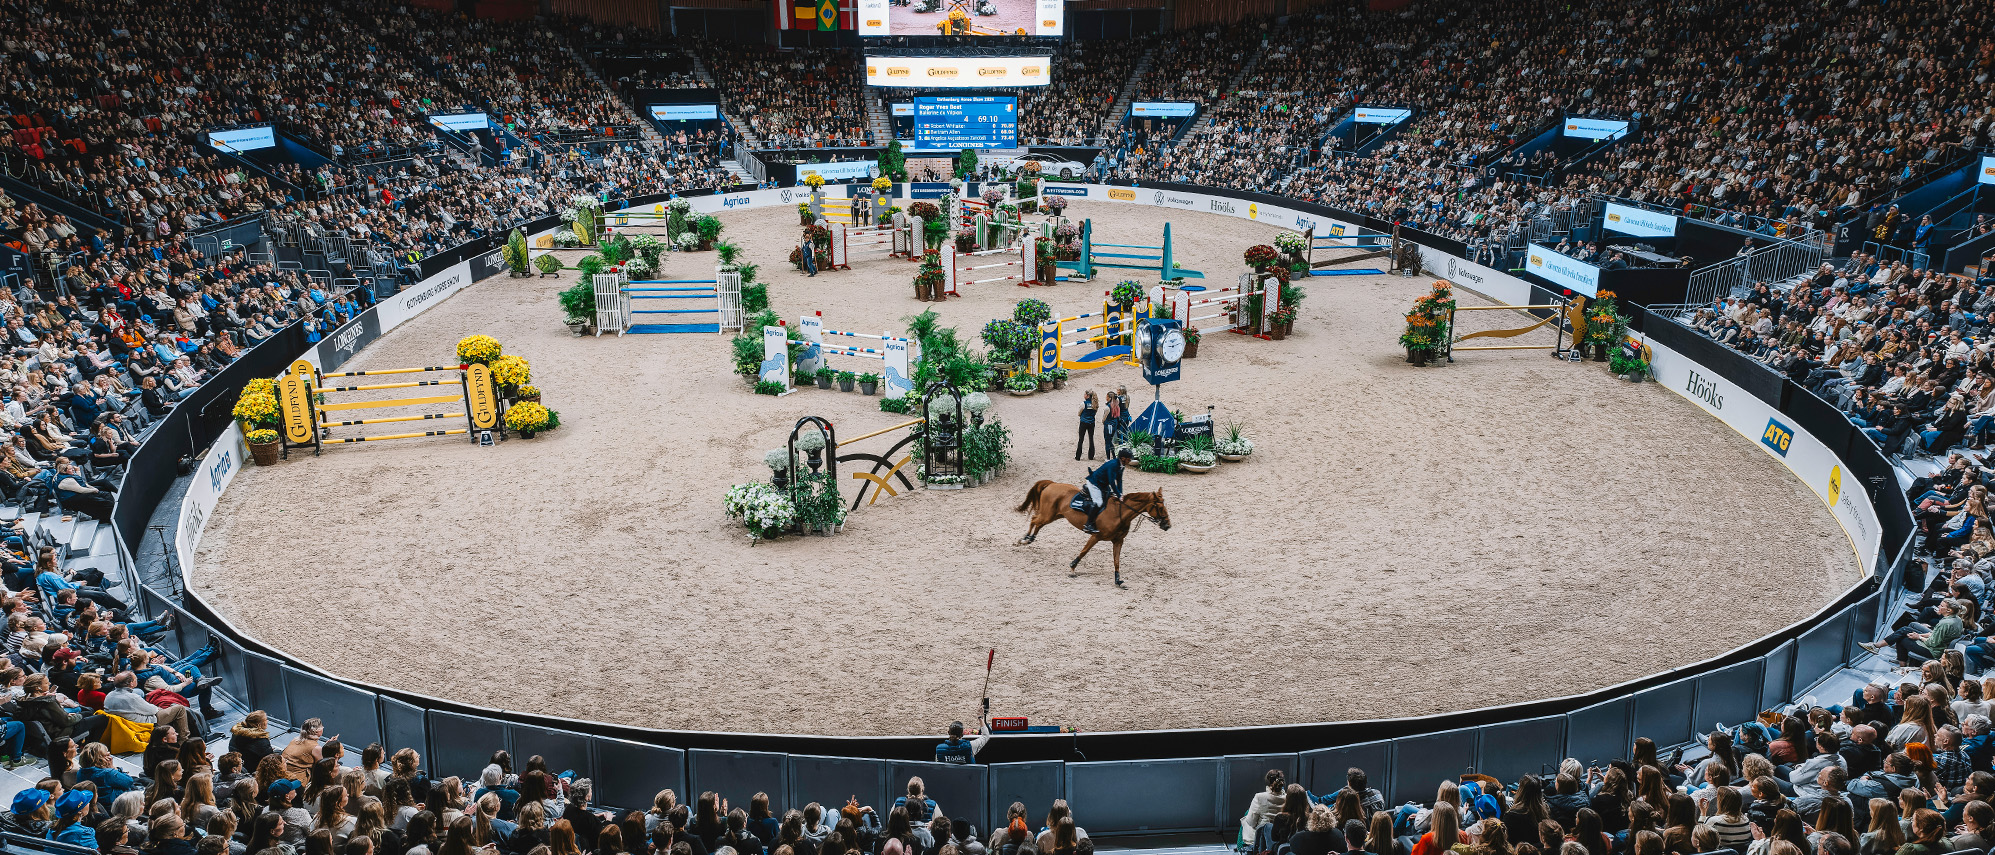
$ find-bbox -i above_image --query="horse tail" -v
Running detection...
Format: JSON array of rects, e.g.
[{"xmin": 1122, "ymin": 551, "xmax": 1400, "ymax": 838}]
[{"xmin": 1015, "ymin": 480, "xmax": 1051, "ymax": 513}]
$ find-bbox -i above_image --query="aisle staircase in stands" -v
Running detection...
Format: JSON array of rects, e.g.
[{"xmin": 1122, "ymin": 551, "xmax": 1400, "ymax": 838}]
[
  {"xmin": 1100, "ymin": 49, "xmax": 1156, "ymax": 140},
  {"xmin": 694, "ymin": 56, "xmax": 766, "ymax": 150},
  {"xmin": 1180, "ymin": 38, "xmax": 1272, "ymax": 138},
  {"xmin": 625, "ymin": 279, "xmax": 723, "ymax": 334},
  {"xmin": 866, "ymin": 90, "xmax": 894, "ymax": 147},
  {"xmin": 567, "ymin": 45, "xmax": 664, "ymax": 152}
]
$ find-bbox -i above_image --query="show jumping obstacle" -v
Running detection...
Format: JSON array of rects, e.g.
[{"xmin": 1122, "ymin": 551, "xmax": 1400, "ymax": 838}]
[
  {"xmin": 827, "ymin": 218, "xmax": 916, "ymax": 270},
  {"xmin": 1443, "ymin": 293, "xmax": 1584, "ymax": 361},
  {"xmin": 1164, "ymin": 271, "xmax": 1283, "ymax": 339},
  {"xmin": 1303, "ymin": 225, "xmax": 1396, "ymax": 276},
  {"xmin": 593, "ymin": 270, "xmax": 745, "ymax": 336},
  {"xmin": 1035, "ymin": 298, "xmax": 1139, "ymax": 373},
  {"xmin": 1056, "ymin": 219, "xmax": 1204, "ymax": 282},
  {"xmin": 938, "ymin": 237, "xmax": 1056, "ymax": 296},
  {"xmin": 797, "ymin": 312, "xmax": 917, "ymax": 400},
  {"xmin": 275, "ymin": 359, "xmax": 503, "ymax": 456}
]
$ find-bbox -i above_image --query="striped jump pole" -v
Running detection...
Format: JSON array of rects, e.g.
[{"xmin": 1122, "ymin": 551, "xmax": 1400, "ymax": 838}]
[
  {"xmin": 939, "ymin": 237, "xmax": 1053, "ymax": 297},
  {"xmin": 797, "ymin": 313, "xmax": 916, "ymax": 399},
  {"xmin": 277, "ymin": 357, "xmax": 506, "ymax": 456}
]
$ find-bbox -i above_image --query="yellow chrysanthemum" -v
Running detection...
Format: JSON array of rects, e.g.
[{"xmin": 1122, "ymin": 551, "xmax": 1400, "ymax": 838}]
[
  {"xmin": 232, "ymin": 392, "xmax": 279, "ymax": 426},
  {"xmin": 491, "ymin": 354, "xmax": 531, "ymax": 388},
  {"xmin": 456, "ymin": 335, "xmax": 502, "ymax": 366},
  {"xmin": 505, "ymin": 402, "xmax": 550, "ymax": 432}
]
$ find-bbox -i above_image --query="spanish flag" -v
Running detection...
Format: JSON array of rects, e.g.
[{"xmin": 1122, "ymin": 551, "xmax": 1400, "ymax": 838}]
[{"xmin": 816, "ymin": 0, "xmax": 837, "ymax": 29}]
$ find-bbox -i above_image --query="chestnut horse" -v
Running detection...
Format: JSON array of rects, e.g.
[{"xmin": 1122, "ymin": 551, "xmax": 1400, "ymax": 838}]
[{"xmin": 1014, "ymin": 480, "xmax": 1171, "ymax": 585}]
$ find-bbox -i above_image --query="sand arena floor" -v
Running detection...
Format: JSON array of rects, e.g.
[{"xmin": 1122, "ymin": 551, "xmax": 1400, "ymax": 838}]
[{"xmin": 193, "ymin": 200, "xmax": 1861, "ymax": 736}]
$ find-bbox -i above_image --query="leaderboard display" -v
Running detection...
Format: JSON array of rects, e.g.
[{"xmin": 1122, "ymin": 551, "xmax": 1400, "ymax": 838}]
[{"xmin": 913, "ymin": 96, "xmax": 1017, "ymax": 150}]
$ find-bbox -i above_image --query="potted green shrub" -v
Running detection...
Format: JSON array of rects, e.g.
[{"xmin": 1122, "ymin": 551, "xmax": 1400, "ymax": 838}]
[
  {"xmin": 1215, "ymin": 420, "xmax": 1254, "ymax": 461},
  {"xmin": 558, "ymin": 282, "xmax": 595, "ymax": 336},
  {"xmin": 858, "ymin": 372, "xmax": 880, "ymax": 395},
  {"xmin": 1610, "ymin": 350, "xmax": 1651, "ymax": 381},
  {"xmin": 1005, "ymin": 372, "xmax": 1037, "ymax": 397},
  {"xmin": 814, "ymin": 367, "xmax": 836, "ymax": 390},
  {"xmin": 837, "ymin": 370, "xmax": 857, "ymax": 392},
  {"xmin": 1178, "ymin": 435, "xmax": 1217, "ymax": 473},
  {"xmin": 534, "ymin": 254, "xmax": 564, "ymax": 277},
  {"xmin": 1045, "ymin": 366, "xmax": 1069, "ymax": 390}
]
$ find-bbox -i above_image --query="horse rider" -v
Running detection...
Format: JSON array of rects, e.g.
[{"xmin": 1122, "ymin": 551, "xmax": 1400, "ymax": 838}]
[{"xmin": 1081, "ymin": 448, "xmax": 1132, "ymax": 534}]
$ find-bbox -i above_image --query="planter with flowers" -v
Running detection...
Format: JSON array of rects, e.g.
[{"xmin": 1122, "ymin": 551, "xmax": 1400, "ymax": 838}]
[
  {"xmin": 1244, "ymin": 244, "xmax": 1281, "ymax": 272},
  {"xmin": 1184, "ymin": 327, "xmax": 1201, "ymax": 358},
  {"xmin": 1215, "ymin": 421, "xmax": 1254, "ymax": 461},
  {"xmin": 1270, "ymin": 305, "xmax": 1298, "ymax": 340},
  {"xmin": 504, "ymin": 401, "xmax": 557, "ymax": 438},
  {"xmin": 1045, "ymin": 195, "xmax": 1068, "ymax": 219},
  {"xmin": 1273, "ymin": 231, "xmax": 1307, "ymax": 267},
  {"xmin": 1398, "ymin": 281, "xmax": 1455, "ymax": 365},
  {"xmin": 234, "ymin": 378, "xmax": 283, "ymax": 465},
  {"xmin": 724, "ymin": 482, "xmax": 796, "ymax": 544},
  {"xmin": 798, "ymin": 204, "xmax": 816, "ymax": 226},
  {"xmin": 1583, "ymin": 290, "xmax": 1627, "ymax": 361},
  {"xmin": 1005, "ymin": 372, "xmax": 1038, "ymax": 397},
  {"xmin": 456, "ymin": 335, "xmax": 503, "ymax": 367},
  {"xmin": 914, "ymin": 251, "xmax": 947, "ymax": 300}
]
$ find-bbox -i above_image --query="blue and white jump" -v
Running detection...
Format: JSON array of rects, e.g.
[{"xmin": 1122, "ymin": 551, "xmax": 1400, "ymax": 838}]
[
  {"xmin": 797, "ymin": 313, "xmax": 915, "ymax": 399},
  {"xmin": 593, "ymin": 272, "xmax": 744, "ymax": 336}
]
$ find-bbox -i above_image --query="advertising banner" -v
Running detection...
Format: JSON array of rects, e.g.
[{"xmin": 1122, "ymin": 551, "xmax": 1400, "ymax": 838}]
[
  {"xmin": 648, "ymin": 104, "xmax": 720, "ymax": 122},
  {"xmin": 1981, "ymin": 155, "xmax": 1995, "ymax": 186},
  {"xmin": 891, "ymin": 103, "xmax": 914, "ymax": 116},
  {"xmin": 865, "ymin": 56, "xmax": 1050, "ymax": 88},
  {"xmin": 314, "ymin": 308, "xmax": 384, "ymax": 374},
  {"xmin": 428, "ymin": 112, "xmax": 489, "ymax": 131},
  {"xmin": 1602, "ymin": 202, "xmax": 1678, "ymax": 238},
  {"xmin": 1646, "ymin": 338, "xmax": 1881, "ymax": 568},
  {"xmin": 798, "ymin": 161, "xmax": 878, "ymax": 182},
  {"xmin": 1416, "ymin": 245, "xmax": 1532, "ymax": 306},
  {"xmin": 205, "ymin": 126, "xmax": 277, "ymax": 152},
  {"xmin": 1354, "ymin": 107, "xmax": 1413, "ymax": 125},
  {"xmin": 176, "ymin": 423, "xmax": 248, "ymax": 575},
  {"xmin": 761, "ymin": 326, "xmax": 791, "ymax": 388},
  {"xmin": 377, "ymin": 259, "xmax": 473, "ymax": 333},
  {"xmin": 1131, "ymin": 102, "xmax": 1197, "ymax": 118},
  {"xmin": 1563, "ymin": 117, "xmax": 1630, "ymax": 140},
  {"xmin": 1525, "ymin": 243, "xmax": 1601, "ymax": 297}
]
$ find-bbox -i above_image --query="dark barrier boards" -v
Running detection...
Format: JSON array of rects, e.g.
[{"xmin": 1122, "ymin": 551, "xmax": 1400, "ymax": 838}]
[{"xmin": 1635, "ymin": 306, "xmax": 1787, "ymax": 409}]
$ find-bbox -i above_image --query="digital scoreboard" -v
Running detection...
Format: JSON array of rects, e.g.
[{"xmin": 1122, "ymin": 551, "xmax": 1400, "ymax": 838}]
[{"xmin": 913, "ymin": 96, "xmax": 1017, "ymax": 150}]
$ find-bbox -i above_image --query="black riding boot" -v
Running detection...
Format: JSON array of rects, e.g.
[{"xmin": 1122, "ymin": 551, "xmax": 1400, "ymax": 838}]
[{"xmin": 1083, "ymin": 506, "xmax": 1101, "ymax": 534}]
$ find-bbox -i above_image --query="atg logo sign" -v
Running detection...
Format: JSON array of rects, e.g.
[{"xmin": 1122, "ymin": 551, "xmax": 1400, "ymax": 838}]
[{"xmin": 1760, "ymin": 418, "xmax": 1794, "ymax": 457}]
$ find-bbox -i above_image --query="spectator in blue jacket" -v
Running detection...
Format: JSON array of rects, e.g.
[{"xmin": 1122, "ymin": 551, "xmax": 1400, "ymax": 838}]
[
  {"xmin": 78, "ymin": 741, "xmax": 141, "ymax": 806},
  {"xmin": 51, "ymin": 788, "xmax": 99, "ymax": 849}
]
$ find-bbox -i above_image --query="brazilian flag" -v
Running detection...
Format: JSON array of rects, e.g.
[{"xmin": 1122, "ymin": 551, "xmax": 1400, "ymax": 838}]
[{"xmin": 816, "ymin": 0, "xmax": 837, "ymax": 29}]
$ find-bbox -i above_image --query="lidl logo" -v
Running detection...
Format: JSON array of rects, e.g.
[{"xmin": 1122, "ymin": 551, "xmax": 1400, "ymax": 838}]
[
  {"xmin": 1760, "ymin": 418, "xmax": 1794, "ymax": 457},
  {"xmin": 1828, "ymin": 465, "xmax": 1843, "ymax": 505}
]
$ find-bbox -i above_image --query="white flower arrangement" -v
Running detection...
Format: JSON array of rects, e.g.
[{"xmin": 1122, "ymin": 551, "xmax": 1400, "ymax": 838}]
[
  {"xmin": 1273, "ymin": 231, "xmax": 1306, "ymax": 254},
  {"xmin": 962, "ymin": 391, "xmax": 992, "ymax": 415},
  {"xmin": 668, "ymin": 198, "xmax": 693, "ymax": 213},
  {"xmin": 559, "ymin": 209, "xmax": 577, "ymax": 223},
  {"xmin": 622, "ymin": 257, "xmax": 656, "ymax": 278},
  {"xmin": 674, "ymin": 232, "xmax": 700, "ymax": 250},
  {"xmin": 724, "ymin": 482, "xmax": 796, "ymax": 540},
  {"xmin": 1214, "ymin": 436, "xmax": 1255, "ymax": 456},
  {"xmin": 1179, "ymin": 447, "xmax": 1217, "ymax": 466},
  {"xmin": 764, "ymin": 448, "xmax": 792, "ymax": 471},
  {"xmin": 794, "ymin": 425, "xmax": 826, "ymax": 452},
  {"xmin": 569, "ymin": 192, "xmax": 599, "ymax": 211},
  {"xmin": 926, "ymin": 395, "xmax": 959, "ymax": 420},
  {"xmin": 629, "ymin": 234, "xmax": 662, "ymax": 252},
  {"xmin": 553, "ymin": 231, "xmax": 581, "ymax": 247}
]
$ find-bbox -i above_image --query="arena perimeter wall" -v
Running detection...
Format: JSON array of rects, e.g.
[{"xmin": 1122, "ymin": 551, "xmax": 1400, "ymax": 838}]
[{"xmin": 112, "ymin": 183, "xmax": 1907, "ymax": 836}]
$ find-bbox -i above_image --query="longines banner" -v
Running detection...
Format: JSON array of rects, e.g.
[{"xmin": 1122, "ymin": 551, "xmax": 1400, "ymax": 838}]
[{"xmin": 1646, "ymin": 337, "xmax": 1881, "ymax": 568}]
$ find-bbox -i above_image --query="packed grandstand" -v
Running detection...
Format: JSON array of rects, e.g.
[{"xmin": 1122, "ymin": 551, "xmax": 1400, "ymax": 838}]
[{"xmin": 0, "ymin": 0, "xmax": 1985, "ymax": 849}]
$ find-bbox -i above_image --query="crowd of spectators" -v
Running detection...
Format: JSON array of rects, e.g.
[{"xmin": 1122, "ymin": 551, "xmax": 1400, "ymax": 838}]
[
  {"xmin": 690, "ymin": 45, "xmax": 866, "ymax": 148},
  {"xmin": 1017, "ymin": 39, "xmax": 1153, "ymax": 146}
]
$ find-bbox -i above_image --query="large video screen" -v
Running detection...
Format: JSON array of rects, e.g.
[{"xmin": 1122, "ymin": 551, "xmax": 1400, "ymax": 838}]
[
  {"xmin": 206, "ymin": 126, "xmax": 276, "ymax": 152},
  {"xmin": 428, "ymin": 112, "xmax": 489, "ymax": 132},
  {"xmin": 1563, "ymin": 117, "xmax": 1630, "ymax": 141},
  {"xmin": 648, "ymin": 104, "xmax": 719, "ymax": 122},
  {"xmin": 865, "ymin": 56, "xmax": 1049, "ymax": 88},
  {"xmin": 856, "ymin": 0, "xmax": 1062, "ymax": 37},
  {"xmin": 914, "ymin": 96, "xmax": 1017, "ymax": 150}
]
